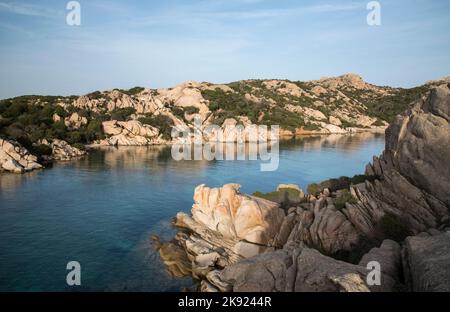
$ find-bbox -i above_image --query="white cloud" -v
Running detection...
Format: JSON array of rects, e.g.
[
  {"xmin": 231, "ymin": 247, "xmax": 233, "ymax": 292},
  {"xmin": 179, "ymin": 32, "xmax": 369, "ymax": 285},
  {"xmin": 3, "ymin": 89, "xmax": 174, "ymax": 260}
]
[{"xmin": 0, "ymin": 1, "xmax": 63, "ymax": 18}]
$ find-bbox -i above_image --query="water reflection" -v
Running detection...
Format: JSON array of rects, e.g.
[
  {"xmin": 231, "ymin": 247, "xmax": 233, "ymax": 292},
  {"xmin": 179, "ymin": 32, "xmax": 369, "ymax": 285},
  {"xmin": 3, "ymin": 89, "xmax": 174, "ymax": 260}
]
[{"xmin": 0, "ymin": 133, "xmax": 384, "ymax": 193}]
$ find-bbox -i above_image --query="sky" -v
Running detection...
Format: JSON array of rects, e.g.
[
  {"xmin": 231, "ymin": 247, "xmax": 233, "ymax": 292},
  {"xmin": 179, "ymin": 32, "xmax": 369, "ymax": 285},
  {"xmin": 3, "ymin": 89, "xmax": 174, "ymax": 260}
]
[{"xmin": 0, "ymin": 0, "xmax": 449, "ymax": 99}]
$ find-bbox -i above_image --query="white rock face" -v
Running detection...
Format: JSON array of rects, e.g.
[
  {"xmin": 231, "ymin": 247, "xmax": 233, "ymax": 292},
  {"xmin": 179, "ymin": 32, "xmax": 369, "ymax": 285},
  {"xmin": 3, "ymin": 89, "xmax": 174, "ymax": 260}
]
[
  {"xmin": 285, "ymin": 104, "xmax": 327, "ymax": 121},
  {"xmin": 329, "ymin": 116, "xmax": 342, "ymax": 126},
  {"xmin": 0, "ymin": 139, "xmax": 42, "ymax": 173},
  {"xmin": 49, "ymin": 139, "xmax": 86, "ymax": 161},
  {"xmin": 158, "ymin": 81, "xmax": 211, "ymax": 121},
  {"xmin": 101, "ymin": 120, "xmax": 165, "ymax": 146},
  {"xmin": 262, "ymin": 80, "xmax": 305, "ymax": 97},
  {"xmin": 64, "ymin": 112, "xmax": 88, "ymax": 130},
  {"xmin": 201, "ymin": 118, "xmax": 275, "ymax": 143},
  {"xmin": 323, "ymin": 124, "xmax": 347, "ymax": 134}
]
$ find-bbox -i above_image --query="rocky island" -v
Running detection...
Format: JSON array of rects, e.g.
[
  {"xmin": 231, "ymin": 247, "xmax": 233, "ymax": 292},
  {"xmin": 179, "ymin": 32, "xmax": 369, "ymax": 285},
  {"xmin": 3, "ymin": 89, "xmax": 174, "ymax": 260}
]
[
  {"xmin": 156, "ymin": 83, "xmax": 450, "ymax": 292},
  {"xmin": 2, "ymin": 74, "xmax": 447, "ymax": 173}
]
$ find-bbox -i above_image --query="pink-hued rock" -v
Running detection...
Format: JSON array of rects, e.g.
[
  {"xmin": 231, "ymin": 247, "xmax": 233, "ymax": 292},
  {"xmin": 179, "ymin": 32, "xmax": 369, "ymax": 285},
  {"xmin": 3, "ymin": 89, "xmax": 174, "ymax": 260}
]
[
  {"xmin": 0, "ymin": 138, "xmax": 42, "ymax": 173},
  {"xmin": 101, "ymin": 120, "xmax": 165, "ymax": 146},
  {"xmin": 191, "ymin": 184, "xmax": 285, "ymax": 246}
]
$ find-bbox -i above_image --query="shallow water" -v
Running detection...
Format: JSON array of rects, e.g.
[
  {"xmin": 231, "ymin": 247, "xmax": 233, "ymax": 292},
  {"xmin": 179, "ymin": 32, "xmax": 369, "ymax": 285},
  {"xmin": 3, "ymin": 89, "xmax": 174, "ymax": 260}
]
[{"xmin": 0, "ymin": 133, "xmax": 384, "ymax": 291}]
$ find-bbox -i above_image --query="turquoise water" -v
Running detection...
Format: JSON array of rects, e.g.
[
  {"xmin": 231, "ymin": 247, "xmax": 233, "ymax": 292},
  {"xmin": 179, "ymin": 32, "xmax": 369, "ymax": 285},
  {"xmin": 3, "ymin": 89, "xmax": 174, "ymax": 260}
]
[{"xmin": 0, "ymin": 133, "xmax": 384, "ymax": 291}]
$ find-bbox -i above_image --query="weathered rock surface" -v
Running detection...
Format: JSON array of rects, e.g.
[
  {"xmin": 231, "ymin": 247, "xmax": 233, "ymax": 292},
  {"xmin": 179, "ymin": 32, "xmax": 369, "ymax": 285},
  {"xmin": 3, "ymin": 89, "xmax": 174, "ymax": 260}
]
[
  {"xmin": 159, "ymin": 184, "xmax": 286, "ymax": 279},
  {"xmin": 208, "ymin": 245, "xmax": 398, "ymax": 292},
  {"xmin": 100, "ymin": 120, "xmax": 166, "ymax": 146},
  {"xmin": 361, "ymin": 84, "xmax": 450, "ymax": 234},
  {"xmin": 0, "ymin": 138, "xmax": 42, "ymax": 173},
  {"xmin": 402, "ymin": 232, "xmax": 450, "ymax": 291},
  {"xmin": 191, "ymin": 184, "xmax": 285, "ymax": 247},
  {"xmin": 64, "ymin": 112, "xmax": 88, "ymax": 130},
  {"xmin": 40, "ymin": 139, "xmax": 86, "ymax": 161},
  {"xmin": 158, "ymin": 84, "xmax": 450, "ymax": 292}
]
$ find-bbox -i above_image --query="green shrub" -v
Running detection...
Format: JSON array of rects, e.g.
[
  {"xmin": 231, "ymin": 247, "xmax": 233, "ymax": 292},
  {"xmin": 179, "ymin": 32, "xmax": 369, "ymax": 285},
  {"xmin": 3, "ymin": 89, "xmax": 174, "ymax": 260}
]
[
  {"xmin": 54, "ymin": 105, "xmax": 69, "ymax": 118},
  {"xmin": 110, "ymin": 107, "xmax": 136, "ymax": 121},
  {"xmin": 335, "ymin": 190, "xmax": 357, "ymax": 210},
  {"xmin": 253, "ymin": 187, "xmax": 302, "ymax": 210},
  {"xmin": 341, "ymin": 120, "xmax": 359, "ymax": 129},
  {"xmin": 66, "ymin": 131, "xmax": 84, "ymax": 144},
  {"xmin": 72, "ymin": 143, "xmax": 86, "ymax": 151},
  {"xmin": 184, "ymin": 106, "xmax": 200, "ymax": 115},
  {"xmin": 303, "ymin": 123, "xmax": 320, "ymax": 131},
  {"xmin": 87, "ymin": 91, "xmax": 103, "ymax": 100},
  {"xmin": 138, "ymin": 114, "xmax": 174, "ymax": 140},
  {"xmin": 171, "ymin": 107, "xmax": 183, "ymax": 119},
  {"xmin": 29, "ymin": 144, "xmax": 52, "ymax": 157},
  {"xmin": 307, "ymin": 183, "xmax": 320, "ymax": 195},
  {"xmin": 378, "ymin": 213, "xmax": 411, "ymax": 242},
  {"xmin": 125, "ymin": 87, "xmax": 145, "ymax": 96},
  {"xmin": 252, "ymin": 191, "xmax": 280, "ymax": 202},
  {"xmin": 85, "ymin": 120, "xmax": 105, "ymax": 141},
  {"xmin": 350, "ymin": 174, "xmax": 380, "ymax": 185}
]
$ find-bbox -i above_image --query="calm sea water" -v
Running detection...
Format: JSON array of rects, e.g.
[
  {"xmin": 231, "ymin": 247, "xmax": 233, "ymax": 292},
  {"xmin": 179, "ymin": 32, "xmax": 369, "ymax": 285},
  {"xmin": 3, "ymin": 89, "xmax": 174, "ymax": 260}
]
[{"xmin": 0, "ymin": 133, "xmax": 384, "ymax": 291}]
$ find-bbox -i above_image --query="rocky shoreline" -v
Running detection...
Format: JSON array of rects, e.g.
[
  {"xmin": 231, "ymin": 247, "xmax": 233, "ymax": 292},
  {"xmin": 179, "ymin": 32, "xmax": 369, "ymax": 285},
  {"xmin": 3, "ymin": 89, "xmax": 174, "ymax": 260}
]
[
  {"xmin": 0, "ymin": 138, "xmax": 86, "ymax": 174},
  {"xmin": 4, "ymin": 73, "xmax": 446, "ymax": 173},
  {"xmin": 156, "ymin": 84, "xmax": 450, "ymax": 292},
  {"xmin": 1, "ymin": 125, "xmax": 386, "ymax": 174}
]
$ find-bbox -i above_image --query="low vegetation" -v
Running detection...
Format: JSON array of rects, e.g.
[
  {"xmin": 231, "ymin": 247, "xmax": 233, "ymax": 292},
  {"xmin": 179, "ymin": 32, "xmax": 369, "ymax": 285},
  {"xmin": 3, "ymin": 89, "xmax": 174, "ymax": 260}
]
[
  {"xmin": 377, "ymin": 213, "xmax": 411, "ymax": 242},
  {"xmin": 335, "ymin": 189, "xmax": 358, "ymax": 210}
]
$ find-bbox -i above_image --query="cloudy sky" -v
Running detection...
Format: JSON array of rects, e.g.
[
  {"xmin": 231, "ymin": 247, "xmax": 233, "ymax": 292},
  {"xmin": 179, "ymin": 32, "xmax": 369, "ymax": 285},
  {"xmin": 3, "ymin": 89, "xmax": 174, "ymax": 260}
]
[{"xmin": 0, "ymin": 0, "xmax": 449, "ymax": 98}]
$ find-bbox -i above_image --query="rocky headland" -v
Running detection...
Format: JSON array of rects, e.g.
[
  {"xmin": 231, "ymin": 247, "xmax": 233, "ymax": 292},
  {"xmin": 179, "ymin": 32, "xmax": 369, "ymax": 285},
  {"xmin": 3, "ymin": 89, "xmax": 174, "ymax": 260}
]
[
  {"xmin": 2, "ymin": 74, "xmax": 448, "ymax": 173},
  {"xmin": 156, "ymin": 83, "xmax": 450, "ymax": 292}
]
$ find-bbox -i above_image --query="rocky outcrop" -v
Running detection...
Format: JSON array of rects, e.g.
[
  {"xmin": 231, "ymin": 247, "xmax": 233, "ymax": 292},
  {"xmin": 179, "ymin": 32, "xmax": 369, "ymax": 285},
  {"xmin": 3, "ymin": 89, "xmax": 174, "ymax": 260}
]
[
  {"xmin": 163, "ymin": 184, "xmax": 285, "ymax": 279},
  {"xmin": 402, "ymin": 232, "xmax": 450, "ymax": 291},
  {"xmin": 40, "ymin": 139, "xmax": 86, "ymax": 161},
  {"xmin": 100, "ymin": 120, "xmax": 166, "ymax": 146},
  {"xmin": 191, "ymin": 184, "xmax": 285, "ymax": 248},
  {"xmin": 203, "ymin": 241, "xmax": 400, "ymax": 292},
  {"xmin": 202, "ymin": 118, "xmax": 277, "ymax": 143},
  {"xmin": 64, "ymin": 112, "xmax": 88, "ymax": 130},
  {"xmin": 361, "ymin": 84, "xmax": 450, "ymax": 234},
  {"xmin": 158, "ymin": 84, "xmax": 450, "ymax": 292},
  {"xmin": 0, "ymin": 138, "xmax": 42, "ymax": 173}
]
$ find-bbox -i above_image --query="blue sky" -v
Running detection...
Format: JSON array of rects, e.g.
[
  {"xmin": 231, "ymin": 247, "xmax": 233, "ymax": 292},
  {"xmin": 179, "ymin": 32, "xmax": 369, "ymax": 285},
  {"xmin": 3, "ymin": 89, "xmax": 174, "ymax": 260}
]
[{"xmin": 0, "ymin": 0, "xmax": 449, "ymax": 98}]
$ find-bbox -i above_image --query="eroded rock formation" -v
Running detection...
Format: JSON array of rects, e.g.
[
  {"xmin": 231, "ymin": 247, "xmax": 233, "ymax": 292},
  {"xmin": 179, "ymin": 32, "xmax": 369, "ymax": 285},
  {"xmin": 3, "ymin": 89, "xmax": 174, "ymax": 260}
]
[
  {"xmin": 40, "ymin": 139, "xmax": 86, "ymax": 161},
  {"xmin": 157, "ymin": 84, "xmax": 450, "ymax": 292},
  {"xmin": 0, "ymin": 139, "xmax": 42, "ymax": 173},
  {"xmin": 100, "ymin": 120, "xmax": 166, "ymax": 146}
]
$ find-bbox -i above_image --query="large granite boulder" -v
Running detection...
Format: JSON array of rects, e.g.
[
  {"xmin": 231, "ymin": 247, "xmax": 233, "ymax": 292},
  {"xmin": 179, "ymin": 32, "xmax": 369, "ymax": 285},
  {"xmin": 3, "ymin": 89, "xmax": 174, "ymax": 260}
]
[
  {"xmin": 40, "ymin": 139, "xmax": 86, "ymax": 161},
  {"xmin": 385, "ymin": 84, "xmax": 450, "ymax": 207},
  {"xmin": 362, "ymin": 84, "xmax": 450, "ymax": 234},
  {"xmin": 101, "ymin": 120, "xmax": 165, "ymax": 146},
  {"xmin": 208, "ymin": 243, "xmax": 399, "ymax": 292},
  {"xmin": 402, "ymin": 232, "xmax": 450, "ymax": 291},
  {"xmin": 191, "ymin": 184, "xmax": 285, "ymax": 247},
  {"xmin": 159, "ymin": 184, "xmax": 285, "ymax": 279},
  {"xmin": 0, "ymin": 138, "xmax": 42, "ymax": 173}
]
